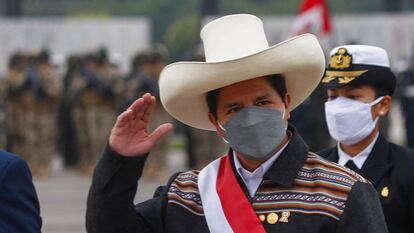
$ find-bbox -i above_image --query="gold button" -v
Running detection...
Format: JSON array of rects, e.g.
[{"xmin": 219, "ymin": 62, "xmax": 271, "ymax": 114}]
[
  {"xmin": 258, "ymin": 214, "xmax": 266, "ymax": 222},
  {"xmin": 267, "ymin": 212, "xmax": 279, "ymax": 224}
]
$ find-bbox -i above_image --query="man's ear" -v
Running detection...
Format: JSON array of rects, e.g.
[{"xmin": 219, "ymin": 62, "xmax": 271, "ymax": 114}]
[
  {"xmin": 283, "ymin": 94, "xmax": 292, "ymax": 120},
  {"xmin": 208, "ymin": 112, "xmax": 225, "ymax": 137}
]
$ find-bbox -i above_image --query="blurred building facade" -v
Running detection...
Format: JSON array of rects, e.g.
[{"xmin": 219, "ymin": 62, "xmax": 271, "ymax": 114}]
[{"xmin": 0, "ymin": 18, "xmax": 151, "ymax": 76}]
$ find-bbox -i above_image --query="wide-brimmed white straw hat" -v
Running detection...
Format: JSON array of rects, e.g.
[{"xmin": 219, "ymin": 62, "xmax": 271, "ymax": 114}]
[{"xmin": 159, "ymin": 14, "xmax": 325, "ymax": 130}]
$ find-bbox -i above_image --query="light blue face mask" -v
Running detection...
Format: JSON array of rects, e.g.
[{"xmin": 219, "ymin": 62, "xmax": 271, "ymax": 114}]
[{"xmin": 218, "ymin": 106, "xmax": 287, "ymax": 161}]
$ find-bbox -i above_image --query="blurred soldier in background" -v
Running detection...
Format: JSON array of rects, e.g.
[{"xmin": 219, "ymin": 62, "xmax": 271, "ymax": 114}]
[
  {"xmin": 33, "ymin": 51, "xmax": 62, "ymax": 176},
  {"xmin": 398, "ymin": 53, "xmax": 414, "ymax": 149},
  {"xmin": 5, "ymin": 50, "xmax": 62, "ymax": 177},
  {"xmin": 120, "ymin": 52, "xmax": 151, "ymax": 112},
  {"xmin": 122, "ymin": 46, "xmax": 172, "ymax": 179},
  {"xmin": 4, "ymin": 53, "xmax": 27, "ymax": 158},
  {"xmin": 183, "ymin": 122, "xmax": 226, "ymax": 170},
  {"xmin": 58, "ymin": 55, "xmax": 82, "ymax": 168},
  {"xmin": 69, "ymin": 49, "xmax": 120, "ymax": 174},
  {"xmin": 180, "ymin": 48, "xmax": 225, "ymax": 169},
  {"xmin": 289, "ymin": 84, "xmax": 331, "ymax": 151}
]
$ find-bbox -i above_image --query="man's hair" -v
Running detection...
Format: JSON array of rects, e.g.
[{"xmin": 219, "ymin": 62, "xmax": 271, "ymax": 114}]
[{"xmin": 206, "ymin": 74, "xmax": 287, "ymax": 118}]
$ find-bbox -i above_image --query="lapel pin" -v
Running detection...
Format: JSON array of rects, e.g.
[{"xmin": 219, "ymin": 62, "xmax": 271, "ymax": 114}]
[
  {"xmin": 279, "ymin": 211, "xmax": 291, "ymax": 223},
  {"xmin": 381, "ymin": 186, "xmax": 389, "ymax": 197},
  {"xmin": 258, "ymin": 214, "xmax": 266, "ymax": 222}
]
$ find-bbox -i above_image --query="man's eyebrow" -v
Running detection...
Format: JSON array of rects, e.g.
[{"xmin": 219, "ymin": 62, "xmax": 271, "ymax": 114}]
[
  {"xmin": 222, "ymin": 93, "xmax": 272, "ymax": 108},
  {"xmin": 223, "ymin": 102, "xmax": 242, "ymax": 109},
  {"xmin": 254, "ymin": 94, "xmax": 271, "ymax": 102}
]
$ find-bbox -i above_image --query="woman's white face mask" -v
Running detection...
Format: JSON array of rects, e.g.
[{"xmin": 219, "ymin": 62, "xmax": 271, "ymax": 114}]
[{"xmin": 324, "ymin": 96, "xmax": 384, "ymax": 146}]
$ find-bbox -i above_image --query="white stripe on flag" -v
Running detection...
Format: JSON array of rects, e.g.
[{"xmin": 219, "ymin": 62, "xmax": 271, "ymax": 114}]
[{"xmin": 291, "ymin": 4, "xmax": 324, "ymax": 35}]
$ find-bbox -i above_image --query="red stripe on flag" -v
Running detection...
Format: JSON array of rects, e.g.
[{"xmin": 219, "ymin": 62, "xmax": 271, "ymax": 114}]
[{"xmin": 216, "ymin": 156, "xmax": 266, "ymax": 233}]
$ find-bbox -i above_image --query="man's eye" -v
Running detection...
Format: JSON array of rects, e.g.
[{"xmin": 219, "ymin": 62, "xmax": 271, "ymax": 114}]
[
  {"xmin": 227, "ymin": 107, "xmax": 241, "ymax": 114},
  {"xmin": 256, "ymin": 100, "xmax": 271, "ymax": 106}
]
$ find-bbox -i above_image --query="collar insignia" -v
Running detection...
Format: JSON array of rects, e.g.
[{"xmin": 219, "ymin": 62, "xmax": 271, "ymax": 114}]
[
  {"xmin": 330, "ymin": 48, "xmax": 352, "ymax": 69},
  {"xmin": 381, "ymin": 186, "xmax": 389, "ymax": 197}
]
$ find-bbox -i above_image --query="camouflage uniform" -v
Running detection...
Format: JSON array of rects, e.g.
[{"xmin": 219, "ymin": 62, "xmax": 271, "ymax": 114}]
[
  {"xmin": 144, "ymin": 100, "xmax": 171, "ymax": 179},
  {"xmin": 181, "ymin": 48, "xmax": 225, "ymax": 170},
  {"xmin": 5, "ymin": 53, "xmax": 62, "ymax": 177},
  {"xmin": 33, "ymin": 59, "xmax": 62, "ymax": 176},
  {"xmin": 124, "ymin": 50, "xmax": 171, "ymax": 179},
  {"xmin": 71, "ymin": 54, "xmax": 120, "ymax": 174},
  {"xmin": 185, "ymin": 127, "xmax": 226, "ymax": 170},
  {"xmin": 4, "ymin": 57, "xmax": 28, "ymax": 159}
]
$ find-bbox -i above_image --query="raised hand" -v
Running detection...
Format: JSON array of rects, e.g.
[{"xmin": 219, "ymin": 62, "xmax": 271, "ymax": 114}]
[{"xmin": 109, "ymin": 93, "xmax": 174, "ymax": 157}]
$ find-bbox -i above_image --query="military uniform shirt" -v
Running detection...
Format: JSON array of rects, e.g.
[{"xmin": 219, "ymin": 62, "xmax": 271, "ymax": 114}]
[{"xmin": 337, "ymin": 132, "xmax": 379, "ymax": 169}]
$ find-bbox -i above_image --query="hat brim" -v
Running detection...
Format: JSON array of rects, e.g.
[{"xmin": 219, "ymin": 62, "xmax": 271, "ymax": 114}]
[
  {"xmin": 159, "ymin": 34, "xmax": 325, "ymax": 130},
  {"xmin": 321, "ymin": 70, "xmax": 369, "ymax": 87}
]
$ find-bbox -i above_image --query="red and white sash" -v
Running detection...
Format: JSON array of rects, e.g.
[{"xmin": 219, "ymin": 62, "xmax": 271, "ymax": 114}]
[{"xmin": 198, "ymin": 155, "xmax": 266, "ymax": 233}]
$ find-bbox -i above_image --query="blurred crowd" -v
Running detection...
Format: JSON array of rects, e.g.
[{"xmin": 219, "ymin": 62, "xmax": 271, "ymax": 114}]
[
  {"xmin": 1, "ymin": 47, "xmax": 225, "ymax": 178},
  {"xmin": 1, "ymin": 46, "xmax": 414, "ymax": 179}
]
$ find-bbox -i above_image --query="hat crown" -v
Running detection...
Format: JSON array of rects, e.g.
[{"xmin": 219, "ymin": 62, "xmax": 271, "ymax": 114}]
[
  {"xmin": 201, "ymin": 14, "xmax": 269, "ymax": 62},
  {"xmin": 329, "ymin": 45, "xmax": 390, "ymax": 68}
]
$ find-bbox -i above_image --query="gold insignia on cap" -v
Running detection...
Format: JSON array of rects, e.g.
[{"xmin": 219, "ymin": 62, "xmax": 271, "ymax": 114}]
[
  {"xmin": 330, "ymin": 48, "xmax": 352, "ymax": 69},
  {"xmin": 381, "ymin": 187, "xmax": 389, "ymax": 197},
  {"xmin": 338, "ymin": 77, "xmax": 356, "ymax": 84},
  {"xmin": 267, "ymin": 212, "xmax": 279, "ymax": 224},
  {"xmin": 322, "ymin": 70, "xmax": 369, "ymax": 84},
  {"xmin": 258, "ymin": 214, "xmax": 266, "ymax": 222},
  {"xmin": 321, "ymin": 76, "xmax": 336, "ymax": 84},
  {"xmin": 279, "ymin": 211, "xmax": 290, "ymax": 223}
]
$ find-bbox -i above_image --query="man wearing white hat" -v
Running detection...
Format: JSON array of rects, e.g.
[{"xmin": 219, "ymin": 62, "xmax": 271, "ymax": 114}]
[
  {"xmin": 86, "ymin": 15, "xmax": 387, "ymax": 233},
  {"xmin": 319, "ymin": 45, "xmax": 414, "ymax": 233}
]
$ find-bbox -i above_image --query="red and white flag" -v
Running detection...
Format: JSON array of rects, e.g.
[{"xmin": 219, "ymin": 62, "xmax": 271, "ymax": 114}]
[{"xmin": 291, "ymin": 0, "xmax": 332, "ymax": 37}]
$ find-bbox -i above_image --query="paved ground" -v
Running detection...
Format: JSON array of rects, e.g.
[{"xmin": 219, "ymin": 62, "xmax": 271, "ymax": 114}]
[{"xmin": 34, "ymin": 149, "xmax": 186, "ymax": 233}]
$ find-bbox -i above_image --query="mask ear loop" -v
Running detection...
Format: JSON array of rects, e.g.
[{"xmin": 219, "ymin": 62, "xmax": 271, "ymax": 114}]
[
  {"xmin": 217, "ymin": 122, "xmax": 229, "ymax": 144},
  {"xmin": 370, "ymin": 96, "xmax": 385, "ymax": 107},
  {"xmin": 370, "ymin": 96, "xmax": 385, "ymax": 123},
  {"xmin": 282, "ymin": 107, "xmax": 288, "ymax": 130}
]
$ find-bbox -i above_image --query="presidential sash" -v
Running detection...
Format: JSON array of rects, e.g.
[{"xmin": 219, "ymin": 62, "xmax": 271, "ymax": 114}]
[{"xmin": 198, "ymin": 155, "xmax": 266, "ymax": 233}]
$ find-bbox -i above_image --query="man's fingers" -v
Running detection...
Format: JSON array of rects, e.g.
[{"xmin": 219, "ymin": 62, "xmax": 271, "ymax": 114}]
[
  {"xmin": 149, "ymin": 123, "xmax": 174, "ymax": 144},
  {"xmin": 142, "ymin": 96, "xmax": 156, "ymax": 123},
  {"xmin": 115, "ymin": 109, "xmax": 134, "ymax": 127},
  {"xmin": 129, "ymin": 97, "xmax": 144, "ymax": 111},
  {"xmin": 129, "ymin": 93, "xmax": 152, "ymax": 120},
  {"xmin": 129, "ymin": 96, "xmax": 147, "ymax": 115}
]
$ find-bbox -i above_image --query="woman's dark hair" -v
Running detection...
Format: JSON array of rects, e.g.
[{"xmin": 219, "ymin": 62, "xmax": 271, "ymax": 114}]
[
  {"xmin": 347, "ymin": 83, "xmax": 390, "ymax": 98},
  {"xmin": 206, "ymin": 74, "xmax": 287, "ymax": 118}
]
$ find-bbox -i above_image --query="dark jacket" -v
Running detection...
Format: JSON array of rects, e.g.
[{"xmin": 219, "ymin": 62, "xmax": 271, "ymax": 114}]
[
  {"xmin": 318, "ymin": 135, "xmax": 414, "ymax": 233},
  {"xmin": 0, "ymin": 151, "xmax": 42, "ymax": 233},
  {"xmin": 86, "ymin": 128, "xmax": 388, "ymax": 233}
]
